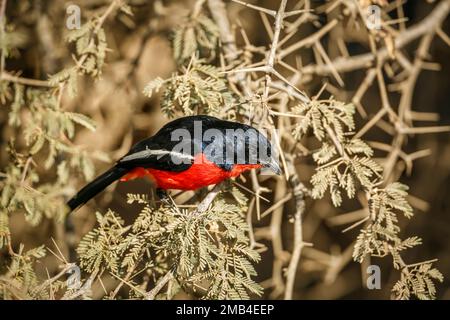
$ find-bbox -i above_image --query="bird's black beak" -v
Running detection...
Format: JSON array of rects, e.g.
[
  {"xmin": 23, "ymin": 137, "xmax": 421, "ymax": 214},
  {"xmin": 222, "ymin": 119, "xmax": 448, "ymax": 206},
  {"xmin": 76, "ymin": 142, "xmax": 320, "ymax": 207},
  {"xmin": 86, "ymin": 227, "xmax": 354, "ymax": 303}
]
[{"xmin": 264, "ymin": 158, "xmax": 282, "ymax": 175}]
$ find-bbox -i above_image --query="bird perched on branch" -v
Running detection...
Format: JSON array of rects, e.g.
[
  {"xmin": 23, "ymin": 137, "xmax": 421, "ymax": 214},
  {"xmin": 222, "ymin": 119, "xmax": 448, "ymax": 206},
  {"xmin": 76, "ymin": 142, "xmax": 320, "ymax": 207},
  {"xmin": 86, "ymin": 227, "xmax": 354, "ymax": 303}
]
[{"xmin": 67, "ymin": 115, "xmax": 281, "ymax": 211}]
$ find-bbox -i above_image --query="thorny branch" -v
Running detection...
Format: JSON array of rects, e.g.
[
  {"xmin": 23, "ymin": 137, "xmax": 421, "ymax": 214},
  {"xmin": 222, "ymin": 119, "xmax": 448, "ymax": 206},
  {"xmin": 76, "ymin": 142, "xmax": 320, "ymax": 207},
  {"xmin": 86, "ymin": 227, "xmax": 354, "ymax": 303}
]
[
  {"xmin": 301, "ymin": 0, "xmax": 450, "ymax": 77},
  {"xmin": 145, "ymin": 270, "xmax": 174, "ymax": 300},
  {"xmin": 284, "ymin": 159, "xmax": 307, "ymax": 300}
]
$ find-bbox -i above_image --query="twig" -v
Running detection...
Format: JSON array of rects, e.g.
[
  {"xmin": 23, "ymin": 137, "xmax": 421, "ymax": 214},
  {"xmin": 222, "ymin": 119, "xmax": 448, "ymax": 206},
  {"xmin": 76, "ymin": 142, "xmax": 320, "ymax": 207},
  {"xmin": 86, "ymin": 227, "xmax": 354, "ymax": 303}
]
[
  {"xmin": 191, "ymin": 183, "xmax": 223, "ymax": 214},
  {"xmin": 0, "ymin": 71, "xmax": 54, "ymax": 87},
  {"xmin": 284, "ymin": 160, "xmax": 307, "ymax": 300},
  {"xmin": 279, "ymin": 19, "xmax": 338, "ymax": 59},
  {"xmin": 0, "ymin": 0, "xmax": 7, "ymax": 74},
  {"xmin": 262, "ymin": 0, "xmax": 288, "ymax": 99},
  {"xmin": 109, "ymin": 260, "xmax": 141, "ymax": 299},
  {"xmin": 20, "ymin": 157, "xmax": 33, "ymax": 185},
  {"xmin": 300, "ymin": 0, "xmax": 450, "ymax": 76},
  {"xmin": 269, "ymin": 178, "xmax": 289, "ymax": 298},
  {"xmin": 109, "ymin": 271, "xmax": 148, "ymax": 298},
  {"xmin": 33, "ymin": 263, "xmax": 75, "ymax": 294},
  {"xmin": 94, "ymin": 0, "xmax": 121, "ymax": 33},
  {"xmin": 145, "ymin": 270, "xmax": 174, "ymax": 300},
  {"xmin": 231, "ymin": 0, "xmax": 276, "ymax": 17}
]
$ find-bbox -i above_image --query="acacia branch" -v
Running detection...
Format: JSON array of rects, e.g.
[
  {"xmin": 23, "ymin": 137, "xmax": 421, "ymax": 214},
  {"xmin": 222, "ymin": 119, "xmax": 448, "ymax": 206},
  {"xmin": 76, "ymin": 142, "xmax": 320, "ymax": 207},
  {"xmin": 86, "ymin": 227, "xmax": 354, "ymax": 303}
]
[
  {"xmin": 284, "ymin": 160, "xmax": 307, "ymax": 300},
  {"xmin": 145, "ymin": 270, "xmax": 174, "ymax": 300},
  {"xmin": 301, "ymin": 0, "xmax": 450, "ymax": 76},
  {"xmin": 0, "ymin": 0, "xmax": 7, "ymax": 73}
]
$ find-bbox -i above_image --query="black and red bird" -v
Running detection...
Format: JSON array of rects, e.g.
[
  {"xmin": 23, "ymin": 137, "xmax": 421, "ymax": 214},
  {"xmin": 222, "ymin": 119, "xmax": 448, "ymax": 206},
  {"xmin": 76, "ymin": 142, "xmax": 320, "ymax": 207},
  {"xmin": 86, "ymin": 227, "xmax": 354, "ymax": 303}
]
[{"xmin": 67, "ymin": 115, "xmax": 280, "ymax": 211}]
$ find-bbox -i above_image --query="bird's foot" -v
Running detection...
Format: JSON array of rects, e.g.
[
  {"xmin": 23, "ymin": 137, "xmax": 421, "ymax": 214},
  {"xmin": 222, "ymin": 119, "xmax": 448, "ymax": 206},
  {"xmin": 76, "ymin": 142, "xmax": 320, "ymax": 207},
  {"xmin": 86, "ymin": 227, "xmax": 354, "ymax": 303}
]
[{"xmin": 156, "ymin": 188, "xmax": 176, "ymax": 207}]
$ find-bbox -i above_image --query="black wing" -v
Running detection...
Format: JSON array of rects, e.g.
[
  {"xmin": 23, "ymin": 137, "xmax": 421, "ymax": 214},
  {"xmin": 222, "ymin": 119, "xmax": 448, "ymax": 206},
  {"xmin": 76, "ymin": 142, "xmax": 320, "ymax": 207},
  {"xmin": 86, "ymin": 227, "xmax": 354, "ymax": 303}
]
[{"xmin": 116, "ymin": 116, "xmax": 215, "ymax": 172}]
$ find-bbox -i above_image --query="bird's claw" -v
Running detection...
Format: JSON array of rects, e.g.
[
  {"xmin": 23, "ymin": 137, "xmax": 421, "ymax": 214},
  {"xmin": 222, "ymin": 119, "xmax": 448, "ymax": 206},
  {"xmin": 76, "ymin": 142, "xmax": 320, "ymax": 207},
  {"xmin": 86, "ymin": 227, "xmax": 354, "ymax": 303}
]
[
  {"xmin": 156, "ymin": 188, "xmax": 175, "ymax": 207},
  {"xmin": 160, "ymin": 197, "xmax": 172, "ymax": 207}
]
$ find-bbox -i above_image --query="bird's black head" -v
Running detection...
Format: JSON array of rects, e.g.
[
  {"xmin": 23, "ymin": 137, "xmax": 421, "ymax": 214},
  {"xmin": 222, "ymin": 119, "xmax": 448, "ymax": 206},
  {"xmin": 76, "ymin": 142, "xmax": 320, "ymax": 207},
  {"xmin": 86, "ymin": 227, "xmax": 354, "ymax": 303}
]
[
  {"xmin": 216, "ymin": 122, "xmax": 281, "ymax": 175},
  {"xmin": 254, "ymin": 128, "xmax": 281, "ymax": 175}
]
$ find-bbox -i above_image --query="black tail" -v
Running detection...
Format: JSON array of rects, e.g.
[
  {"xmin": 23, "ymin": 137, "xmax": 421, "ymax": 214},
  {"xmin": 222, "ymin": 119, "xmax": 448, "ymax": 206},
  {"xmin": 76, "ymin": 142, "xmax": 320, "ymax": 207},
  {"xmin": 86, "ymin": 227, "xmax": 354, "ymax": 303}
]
[{"xmin": 67, "ymin": 166, "xmax": 129, "ymax": 212}]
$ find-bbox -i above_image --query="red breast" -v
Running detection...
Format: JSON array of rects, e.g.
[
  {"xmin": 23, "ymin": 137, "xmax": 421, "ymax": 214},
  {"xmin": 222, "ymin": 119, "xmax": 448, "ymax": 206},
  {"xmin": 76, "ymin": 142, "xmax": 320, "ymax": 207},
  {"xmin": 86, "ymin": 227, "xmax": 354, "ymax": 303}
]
[{"xmin": 120, "ymin": 153, "xmax": 261, "ymax": 190}]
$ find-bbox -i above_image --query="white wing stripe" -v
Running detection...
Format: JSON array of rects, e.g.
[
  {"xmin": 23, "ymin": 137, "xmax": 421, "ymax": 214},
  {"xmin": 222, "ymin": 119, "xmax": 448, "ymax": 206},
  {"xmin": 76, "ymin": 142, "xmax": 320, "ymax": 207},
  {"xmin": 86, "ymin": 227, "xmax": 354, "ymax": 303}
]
[{"xmin": 120, "ymin": 149, "xmax": 194, "ymax": 162}]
